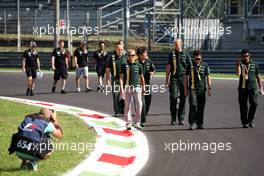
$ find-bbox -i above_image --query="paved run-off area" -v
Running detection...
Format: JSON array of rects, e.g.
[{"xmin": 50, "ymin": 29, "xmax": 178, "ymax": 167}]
[{"xmin": 0, "ymin": 72, "xmax": 264, "ymax": 176}]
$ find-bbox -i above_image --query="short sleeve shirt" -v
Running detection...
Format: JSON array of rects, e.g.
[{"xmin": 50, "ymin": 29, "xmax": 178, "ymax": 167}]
[
  {"xmin": 238, "ymin": 60, "xmax": 260, "ymax": 90},
  {"xmin": 52, "ymin": 47, "xmax": 69, "ymax": 69},
  {"xmin": 106, "ymin": 52, "xmax": 127, "ymax": 80},
  {"xmin": 139, "ymin": 58, "xmax": 155, "ymax": 85},
  {"xmin": 44, "ymin": 122, "xmax": 56, "ymax": 133},
  {"xmin": 120, "ymin": 61, "xmax": 143, "ymax": 87},
  {"xmin": 74, "ymin": 47, "xmax": 88, "ymax": 67},
  {"xmin": 23, "ymin": 49, "xmax": 40, "ymax": 69},
  {"xmin": 186, "ymin": 61, "xmax": 210, "ymax": 91},
  {"xmin": 167, "ymin": 50, "xmax": 191, "ymax": 77},
  {"xmin": 93, "ymin": 50, "xmax": 108, "ymax": 68}
]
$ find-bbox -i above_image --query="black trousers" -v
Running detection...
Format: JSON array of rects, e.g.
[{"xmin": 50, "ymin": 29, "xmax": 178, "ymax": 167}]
[
  {"xmin": 188, "ymin": 90, "xmax": 206, "ymax": 126},
  {"xmin": 238, "ymin": 89, "xmax": 258, "ymax": 125},
  {"xmin": 112, "ymin": 80, "xmax": 124, "ymax": 115},
  {"xmin": 169, "ymin": 77, "xmax": 186, "ymax": 122},
  {"xmin": 141, "ymin": 94, "xmax": 152, "ymax": 123}
]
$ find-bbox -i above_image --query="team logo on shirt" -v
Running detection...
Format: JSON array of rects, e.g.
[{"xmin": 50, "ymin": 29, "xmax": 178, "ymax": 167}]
[
  {"xmin": 147, "ymin": 65, "xmax": 150, "ymax": 70},
  {"xmin": 83, "ymin": 49, "xmax": 88, "ymax": 54},
  {"xmin": 23, "ymin": 123, "xmax": 38, "ymax": 132}
]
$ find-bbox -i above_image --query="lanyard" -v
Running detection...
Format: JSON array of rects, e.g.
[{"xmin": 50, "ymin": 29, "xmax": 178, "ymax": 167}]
[
  {"xmin": 242, "ymin": 63, "xmax": 251, "ymax": 88},
  {"xmin": 191, "ymin": 65, "xmax": 195, "ymax": 89},
  {"xmin": 112, "ymin": 55, "xmax": 116, "ymax": 77},
  {"xmin": 126, "ymin": 64, "xmax": 130, "ymax": 86},
  {"xmin": 191, "ymin": 64, "xmax": 202, "ymax": 89},
  {"xmin": 196, "ymin": 64, "xmax": 202, "ymax": 80},
  {"xmin": 173, "ymin": 51, "xmax": 177, "ymax": 75}
]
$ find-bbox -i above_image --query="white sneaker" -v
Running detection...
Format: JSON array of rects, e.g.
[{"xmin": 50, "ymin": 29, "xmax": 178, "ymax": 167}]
[
  {"xmin": 77, "ymin": 88, "xmax": 81, "ymax": 92},
  {"xmin": 134, "ymin": 123, "xmax": 142, "ymax": 130},
  {"xmin": 126, "ymin": 123, "xmax": 132, "ymax": 130},
  {"xmin": 30, "ymin": 161, "xmax": 38, "ymax": 172}
]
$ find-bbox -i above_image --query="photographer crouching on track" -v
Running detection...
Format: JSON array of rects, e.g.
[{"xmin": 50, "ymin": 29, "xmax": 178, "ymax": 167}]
[{"xmin": 8, "ymin": 108, "xmax": 63, "ymax": 171}]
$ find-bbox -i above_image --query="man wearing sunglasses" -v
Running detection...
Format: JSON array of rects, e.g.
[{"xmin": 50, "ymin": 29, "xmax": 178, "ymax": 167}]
[
  {"xmin": 137, "ymin": 46, "xmax": 156, "ymax": 127},
  {"xmin": 184, "ymin": 50, "xmax": 212, "ymax": 130},
  {"xmin": 120, "ymin": 49, "xmax": 145, "ymax": 130},
  {"xmin": 166, "ymin": 39, "xmax": 192, "ymax": 125},
  {"xmin": 236, "ymin": 49, "xmax": 263, "ymax": 128}
]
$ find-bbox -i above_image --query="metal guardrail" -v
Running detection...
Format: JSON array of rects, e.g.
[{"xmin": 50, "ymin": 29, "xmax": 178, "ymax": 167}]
[{"xmin": 0, "ymin": 51, "xmax": 263, "ymax": 73}]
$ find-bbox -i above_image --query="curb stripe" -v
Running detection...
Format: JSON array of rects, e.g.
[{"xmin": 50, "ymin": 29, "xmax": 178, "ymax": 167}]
[
  {"xmin": 92, "ymin": 120, "xmax": 121, "ymax": 128},
  {"xmin": 67, "ymin": 108, "xmax": 83, "ymax": 113},
  {"xmin": 79, "ymin": 113, "xmax": 105, "ymax": 119},
  {"xmin": 103, "ymin": 128, "xmax": 133, "ymax": 137},
  {"xmin": 35, "ymin": 102, "xmax": 54, "ymax": 106},
  {"xmin": 79, "ymin": 171, "xmax": 119, "ymax": 176},
  {"xmin": 106, "ymin": 139, "xmax": 136, "ymax": 149},
  {"xmin": 98, "ymin": 153, "xmax": 136, "ymax": 166}
]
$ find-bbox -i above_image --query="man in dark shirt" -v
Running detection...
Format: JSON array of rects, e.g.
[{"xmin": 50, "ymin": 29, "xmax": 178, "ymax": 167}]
[
  {"xmin": 236, "ymin": 49, "xmax": 263, "ymax": 128},
  {"xmin": 165, "ymin": 39, "xmax": 192, "ymax": 125},
  {"xmin": 22, "ymin": 41, "xmax": 40, "ymax": 96},
  {"xmin": 51, "ymin": 40, "xmax": 70, "ymax": 94},
  {"xmin": 93, "ymin": 41, "xmax": 108, "ymax": 91},
  {"xmin": 184, "ymin": 50, "xmax": 212, "ymax": 130},
  {"xmin": 137, "ymin": 46, "xmax": 155, "ymax": 127},
  {"xmin": 106, "ymin": 43, "xmax": 127, "ymax": 117},
  {"xmin": 74, "ymin": 41, "xmax": 92, "ymax": 92}
]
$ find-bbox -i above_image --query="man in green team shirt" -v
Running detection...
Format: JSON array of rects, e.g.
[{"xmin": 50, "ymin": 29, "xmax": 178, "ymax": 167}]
[
  {"xmin": 106, "ymin": 43, "xmax": 127, "ymax": 117},
  {"xmin": 166, "ymin": 39, "xmax": 192, "ymax": 125},
  {"xmin": 137, "ymin": 46, "xmax": 155, "ymax": 127},
  {"xmin": 236, "ymin": 49, "xmax": 263, "ymax": 128},
  {"xmin": 184, "ymin": 50, "xmax": 212, "ymax": 130},
  {"xmin": 120, "ymin": 49, "xmax": 145, "ymax": 130}
]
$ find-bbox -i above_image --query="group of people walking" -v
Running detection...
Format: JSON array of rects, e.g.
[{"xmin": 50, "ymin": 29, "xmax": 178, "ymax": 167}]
[{"xmin": 22, "ymin": 39, "xmax": 263, "ymax": 130}]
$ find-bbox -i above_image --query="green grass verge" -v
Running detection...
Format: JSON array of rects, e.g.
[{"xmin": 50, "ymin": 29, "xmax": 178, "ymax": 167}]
[{"xmin": 0, "ymin": 99, "xmax": 96, "ymax": 176}]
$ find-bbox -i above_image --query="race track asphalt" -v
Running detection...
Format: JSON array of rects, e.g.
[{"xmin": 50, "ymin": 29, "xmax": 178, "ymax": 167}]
[{"xmin": 0, "ymin": 71, "xmax": 263, "ymax": 176}]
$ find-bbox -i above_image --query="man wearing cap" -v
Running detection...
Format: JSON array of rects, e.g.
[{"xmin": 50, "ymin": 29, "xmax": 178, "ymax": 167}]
[
  {"xmin": 236, "ymin": 49, "xmax": 263, "ymax": 128},
  {"xmin": 51, "ymin": 40, "xmax": 70, "ymax": 94},
  {"xmin": 184, "ymin": 50, "xmax": 212, "ymax": 130},
  {"xmin": 22, "ymin": 41, "xmax": 40, "ymax": 96},
  {"xmin": 93, "ymin": 41, "xmax": 108, "ymax": 91},
  {"xmin": 74, "ymin": 41, "xmax": 92, "ymax": 92},
  {"xmin": 106, "ymin": 43, "xmax": 126, "ymax": 117},
  {"xmin": 165, "ymin": 39, "xmax": 192, "ymax": 125},
  {"xmin": 137, "ymin": 46, "xmax": 155, "ymax": 127}
]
